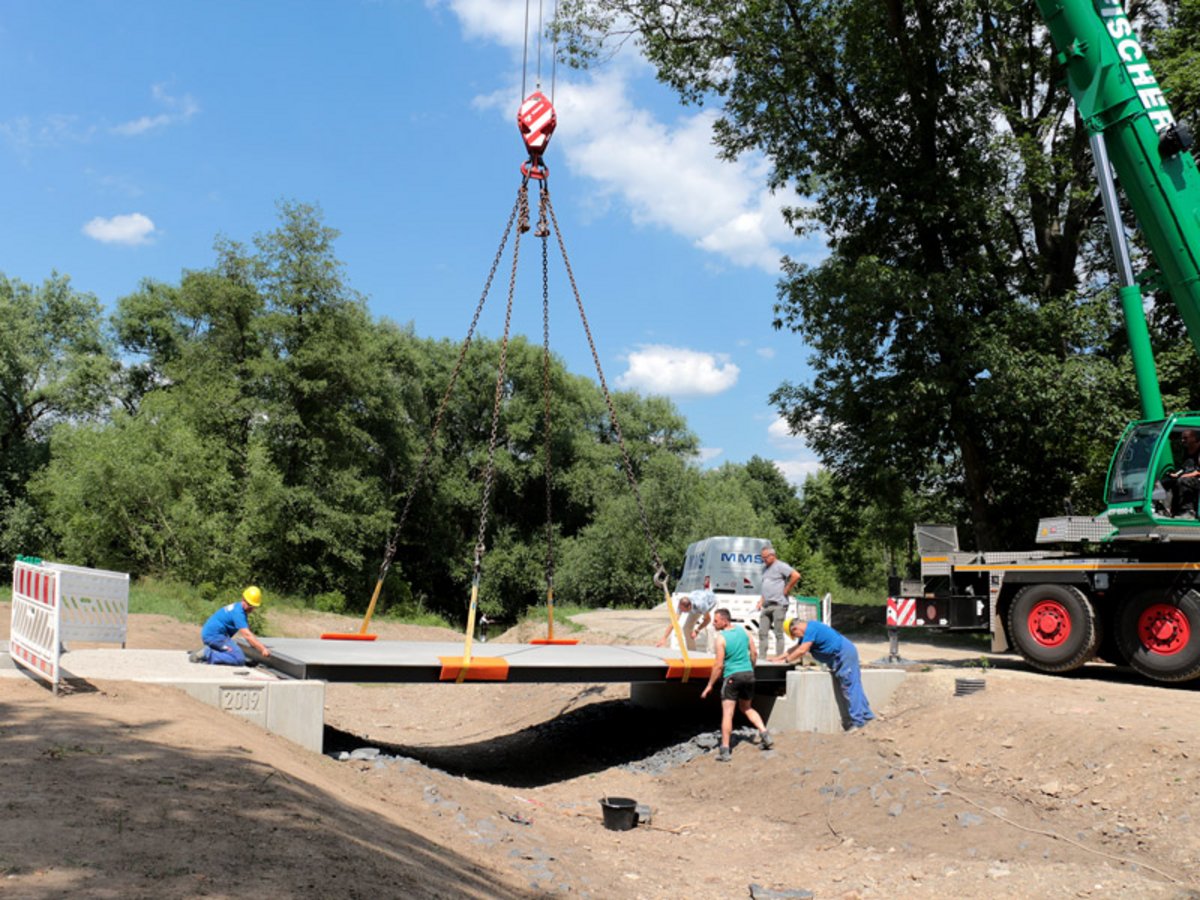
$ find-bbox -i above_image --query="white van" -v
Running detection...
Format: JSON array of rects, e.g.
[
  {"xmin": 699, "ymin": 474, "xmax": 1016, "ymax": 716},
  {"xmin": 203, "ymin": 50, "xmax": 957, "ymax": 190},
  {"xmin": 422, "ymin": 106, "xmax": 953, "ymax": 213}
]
[
  {"xmin": 668, "ymin": 536, "xmax": 828, "ymax": 656},
  {"xmin": 676, "ymin": 535, "xmax": 769, "ymax": 595}
]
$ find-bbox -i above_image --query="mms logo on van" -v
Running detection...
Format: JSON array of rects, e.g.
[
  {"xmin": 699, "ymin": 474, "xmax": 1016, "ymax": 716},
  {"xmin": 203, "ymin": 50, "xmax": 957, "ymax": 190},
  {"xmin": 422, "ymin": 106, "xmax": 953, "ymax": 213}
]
[{"xmin": 720, "ymin": 552, "xmax": 763, "ymax": 564}]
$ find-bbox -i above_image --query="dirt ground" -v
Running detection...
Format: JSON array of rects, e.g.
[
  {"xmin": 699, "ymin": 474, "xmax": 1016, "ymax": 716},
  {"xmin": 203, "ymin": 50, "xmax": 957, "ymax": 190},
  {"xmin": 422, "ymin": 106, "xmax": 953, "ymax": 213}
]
[{"xmin": 3, "ymin": 603, "xmax": 1200, "ymax": 898}]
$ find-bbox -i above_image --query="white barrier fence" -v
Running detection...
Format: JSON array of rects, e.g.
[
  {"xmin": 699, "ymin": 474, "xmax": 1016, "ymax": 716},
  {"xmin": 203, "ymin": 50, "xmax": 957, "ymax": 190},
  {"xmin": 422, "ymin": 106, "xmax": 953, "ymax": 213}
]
[{"xmin": 9, "ymin": 559, "xmax": 130, "ymax": 694}]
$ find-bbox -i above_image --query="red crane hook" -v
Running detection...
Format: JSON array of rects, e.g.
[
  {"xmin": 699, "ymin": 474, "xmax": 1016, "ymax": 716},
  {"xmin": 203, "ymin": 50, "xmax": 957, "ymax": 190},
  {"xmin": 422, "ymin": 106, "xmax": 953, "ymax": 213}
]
[{"xmin": 517, "ymin": 91, "xmax": 556, "ymax": 180}]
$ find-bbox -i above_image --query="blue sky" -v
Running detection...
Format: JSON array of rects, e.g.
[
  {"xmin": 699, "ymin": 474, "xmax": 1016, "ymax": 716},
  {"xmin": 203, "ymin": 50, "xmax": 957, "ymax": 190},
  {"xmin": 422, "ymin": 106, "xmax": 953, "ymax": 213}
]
[{"xmin": 0, "ymin": 0, "xmax": 826, "ymax": 483}]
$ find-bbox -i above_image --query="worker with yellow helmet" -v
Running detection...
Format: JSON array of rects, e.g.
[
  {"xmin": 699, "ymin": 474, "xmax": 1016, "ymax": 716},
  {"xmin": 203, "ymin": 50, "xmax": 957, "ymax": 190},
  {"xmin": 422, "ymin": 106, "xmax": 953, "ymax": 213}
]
[
  {"xmin": 190, "ymin": 586, "xmax": 272, "ymax": 665},
  {"xmin": 770, "ymin": 616, "xmax": 874, "ymax": 729}
]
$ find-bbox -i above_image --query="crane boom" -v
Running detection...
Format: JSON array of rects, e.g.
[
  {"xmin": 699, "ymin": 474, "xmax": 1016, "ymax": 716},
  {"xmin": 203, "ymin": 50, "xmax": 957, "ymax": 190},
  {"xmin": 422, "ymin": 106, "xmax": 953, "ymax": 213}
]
[{"xmin": 1038, "ymin": 0, "xmax": 1200, "ymax": 354}]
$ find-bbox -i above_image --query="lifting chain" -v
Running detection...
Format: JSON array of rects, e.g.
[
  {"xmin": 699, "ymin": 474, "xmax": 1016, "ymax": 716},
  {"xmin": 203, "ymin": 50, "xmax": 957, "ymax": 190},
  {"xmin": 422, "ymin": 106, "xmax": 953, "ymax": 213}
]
[
  {"xmin": 456, "ymin": 185, "xmax": 527, "ymax": 670},
  {"xmin": 543, "ymin": 186, "xmax": 670, "ymax": 592},
  {"xmin": 540, "ymin": 184, "xmax": 555, "ymax": 594},
  {"xmin": 473, "ymin": 185, "xmax": 526, "ymax": 581},
  {"xmin": 372, "ymin": 181, "xmax": 527, "ymax": 587}
]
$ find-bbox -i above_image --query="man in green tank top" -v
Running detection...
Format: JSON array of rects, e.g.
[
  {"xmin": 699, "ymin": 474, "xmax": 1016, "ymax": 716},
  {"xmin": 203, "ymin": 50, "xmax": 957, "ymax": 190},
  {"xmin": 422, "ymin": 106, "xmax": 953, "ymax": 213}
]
[{"xmin": 700, "ymin": 608, "xmax": 774, "ymax": 761}]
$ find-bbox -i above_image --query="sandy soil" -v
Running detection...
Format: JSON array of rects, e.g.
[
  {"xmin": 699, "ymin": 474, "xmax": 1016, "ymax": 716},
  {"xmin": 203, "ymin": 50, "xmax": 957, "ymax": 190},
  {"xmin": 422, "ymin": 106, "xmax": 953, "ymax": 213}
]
[{"xmin": 3, "ymin": 602, "xmax": 1200, "ymax": 898}]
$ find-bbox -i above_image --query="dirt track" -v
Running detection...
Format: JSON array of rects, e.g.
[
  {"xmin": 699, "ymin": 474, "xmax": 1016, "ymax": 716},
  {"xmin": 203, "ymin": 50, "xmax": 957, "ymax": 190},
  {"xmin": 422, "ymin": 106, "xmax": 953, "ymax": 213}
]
[{"xmin": 3, "ymin": 604, "xmax": 1200, "ymax": 898}]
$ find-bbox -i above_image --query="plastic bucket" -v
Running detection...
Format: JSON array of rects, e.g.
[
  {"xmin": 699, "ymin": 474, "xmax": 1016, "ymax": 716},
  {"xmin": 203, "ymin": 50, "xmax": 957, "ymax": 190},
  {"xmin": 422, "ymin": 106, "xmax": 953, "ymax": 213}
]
[{"xmin": 600, "ymin": 796, "xmax": 638, "ymax": 831}]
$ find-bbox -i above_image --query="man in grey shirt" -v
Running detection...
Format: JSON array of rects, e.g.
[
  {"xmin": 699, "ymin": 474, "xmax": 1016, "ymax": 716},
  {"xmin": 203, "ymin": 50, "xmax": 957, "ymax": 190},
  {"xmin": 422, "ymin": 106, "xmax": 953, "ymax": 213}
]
[{"xmin": 757, "ymin": 545, "xmax": 800, "ymax": 657}]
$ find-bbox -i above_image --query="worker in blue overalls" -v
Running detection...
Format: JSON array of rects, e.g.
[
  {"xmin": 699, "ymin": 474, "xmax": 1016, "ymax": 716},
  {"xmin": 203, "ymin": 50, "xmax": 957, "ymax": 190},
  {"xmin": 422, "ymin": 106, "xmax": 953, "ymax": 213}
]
[
  {"xmin": 770, "ymin": 617, "xmax": 874, "ymax": 729},
  {"xmin": 190, "ymin": 586, "xmax": 272, "ymax": 666}
]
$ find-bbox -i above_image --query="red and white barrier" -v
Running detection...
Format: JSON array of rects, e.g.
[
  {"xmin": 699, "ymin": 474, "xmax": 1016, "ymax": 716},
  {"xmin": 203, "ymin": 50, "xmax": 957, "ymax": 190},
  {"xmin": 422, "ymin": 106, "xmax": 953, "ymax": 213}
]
[
  {"xmin": 10, "ymin": 561, "xmax": 62, "ymax": 692},
  {"xmin": 9, "ymin": 559, "xmax": 129, "ymax": 694},
  {"xmin": 886, "ymin": 596, "xmax": 918, "ymax": 627}
]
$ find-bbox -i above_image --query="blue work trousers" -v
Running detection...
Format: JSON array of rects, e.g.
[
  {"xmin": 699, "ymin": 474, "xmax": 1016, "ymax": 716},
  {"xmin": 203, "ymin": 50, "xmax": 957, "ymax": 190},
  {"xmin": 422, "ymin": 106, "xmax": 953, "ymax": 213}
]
[
  {"xmin": 203, "ymin": 636, "xmax": 247, "ymax": 666},
  {"xmin": 820, "ymin": 642, "xmax": 874, "ymax": 728}
]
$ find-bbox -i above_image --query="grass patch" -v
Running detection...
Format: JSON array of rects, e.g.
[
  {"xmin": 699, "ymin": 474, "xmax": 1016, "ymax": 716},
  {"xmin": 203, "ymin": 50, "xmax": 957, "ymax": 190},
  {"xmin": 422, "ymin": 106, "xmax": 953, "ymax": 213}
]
[
  {"xmin": 377, "ymin": 601, "xmax": 451, "ymax": 630},
  {"xmin": 515, "ymin": 603, "xmax": 592, "ymax": 633},
  {"xmin": 128, "ymin": 578, "xmax": 215, "ymax": 625},
  {"xmin": 128, "ymin": 578, "xmax": 451, "ymax": 631}
]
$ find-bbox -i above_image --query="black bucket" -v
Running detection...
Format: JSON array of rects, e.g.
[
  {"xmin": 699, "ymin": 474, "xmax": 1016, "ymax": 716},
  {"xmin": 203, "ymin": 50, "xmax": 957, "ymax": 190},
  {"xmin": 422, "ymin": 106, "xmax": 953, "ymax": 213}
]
[{"xmin": 600, "ymin": 796, "xmax": 638, "ymax": 831}]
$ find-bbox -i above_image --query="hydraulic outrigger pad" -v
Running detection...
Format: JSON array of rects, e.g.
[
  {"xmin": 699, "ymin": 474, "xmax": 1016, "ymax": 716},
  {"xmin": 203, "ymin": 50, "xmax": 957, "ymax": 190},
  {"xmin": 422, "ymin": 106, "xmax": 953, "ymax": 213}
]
[{"xmin": 518, "ymin": 91, "xmax": 556, "ymax": 180}]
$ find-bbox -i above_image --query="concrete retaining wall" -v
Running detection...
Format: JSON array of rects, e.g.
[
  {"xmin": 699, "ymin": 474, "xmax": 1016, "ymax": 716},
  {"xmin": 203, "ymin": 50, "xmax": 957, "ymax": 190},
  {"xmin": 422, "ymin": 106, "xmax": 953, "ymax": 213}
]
[
  {"xmin": 765, "ymin": 669, "xmax": 905, "ymax": 733},
  {"xmin": 630, "ymin": 668, "xmax": 906, "ymax": 734},
  {"xmin": 175, "ymin": 680, "xmax": 325, "ymax": 752}
]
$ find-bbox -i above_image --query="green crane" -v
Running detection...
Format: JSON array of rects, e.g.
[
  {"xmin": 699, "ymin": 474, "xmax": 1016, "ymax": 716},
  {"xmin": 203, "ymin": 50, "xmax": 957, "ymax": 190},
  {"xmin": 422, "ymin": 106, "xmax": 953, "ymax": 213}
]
[{"xmin": 1040, "ymin": 0, "xmax": 1200, "ymax": 536}]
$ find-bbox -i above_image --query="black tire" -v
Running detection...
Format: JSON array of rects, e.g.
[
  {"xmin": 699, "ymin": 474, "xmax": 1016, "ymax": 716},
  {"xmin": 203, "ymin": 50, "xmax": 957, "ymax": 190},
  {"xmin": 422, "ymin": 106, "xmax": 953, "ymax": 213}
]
[
  {"xmin": 1115, "ymin": 589, "xmax": 1200, "ymax": 683},
  {"xmin": 1006, "ymin": 584, "xmax": 1099, "ymax": 673}
]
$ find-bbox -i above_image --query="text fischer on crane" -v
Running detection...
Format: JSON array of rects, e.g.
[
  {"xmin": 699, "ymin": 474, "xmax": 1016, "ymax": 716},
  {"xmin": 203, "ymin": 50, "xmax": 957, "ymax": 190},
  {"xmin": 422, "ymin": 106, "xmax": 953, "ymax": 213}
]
[{"xmin": 518, "ymin": 91, "xmax": 556, "ymax": 180}]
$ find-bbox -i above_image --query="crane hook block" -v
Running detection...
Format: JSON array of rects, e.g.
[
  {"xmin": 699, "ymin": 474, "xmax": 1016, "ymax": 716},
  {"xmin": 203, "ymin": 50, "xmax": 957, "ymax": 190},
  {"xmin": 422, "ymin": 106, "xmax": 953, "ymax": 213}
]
[{"xmin": 518, "ymin": 91, "xmax": 556, "ymax": 180}]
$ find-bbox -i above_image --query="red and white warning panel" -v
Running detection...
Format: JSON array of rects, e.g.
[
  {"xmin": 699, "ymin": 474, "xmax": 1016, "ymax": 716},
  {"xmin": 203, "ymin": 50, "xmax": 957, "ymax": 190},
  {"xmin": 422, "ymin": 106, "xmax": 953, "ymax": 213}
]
[
  {"xmin": 9, "ymin": 559, "xmax": 130, "ymax": 694},
  {"xmin": 10, "ymin": 560, "xmax": 61, "ymax": 690},
  {"xmin": 886, "ymin": 596, "xmax": 917, "ymax": 627},
  {"xmin": 517, "ymin": 91, "xmax": 556, "ymax": 179}
]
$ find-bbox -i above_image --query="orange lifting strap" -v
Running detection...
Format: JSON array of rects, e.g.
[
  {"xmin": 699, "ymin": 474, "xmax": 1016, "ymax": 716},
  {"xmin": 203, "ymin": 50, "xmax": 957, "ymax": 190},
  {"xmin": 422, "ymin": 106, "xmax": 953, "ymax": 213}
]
[{"xmin": 438, "ymin": 656, "xmax": 510, "ymax": 682}]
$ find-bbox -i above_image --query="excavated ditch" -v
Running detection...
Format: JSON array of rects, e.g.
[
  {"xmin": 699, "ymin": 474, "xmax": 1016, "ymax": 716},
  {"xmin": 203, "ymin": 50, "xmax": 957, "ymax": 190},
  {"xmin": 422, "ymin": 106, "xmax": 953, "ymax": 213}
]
[{"xmin": 322, "ymin": 698, "xmax": 769, "ymax": 786}]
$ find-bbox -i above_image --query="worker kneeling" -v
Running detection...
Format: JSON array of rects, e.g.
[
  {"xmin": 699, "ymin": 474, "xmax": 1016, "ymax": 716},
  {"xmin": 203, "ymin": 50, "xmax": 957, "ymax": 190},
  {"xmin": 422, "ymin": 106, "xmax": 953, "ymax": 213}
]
[{"xmin": 190, "ymin": 586, "xmax": 272, "ymax": 666}]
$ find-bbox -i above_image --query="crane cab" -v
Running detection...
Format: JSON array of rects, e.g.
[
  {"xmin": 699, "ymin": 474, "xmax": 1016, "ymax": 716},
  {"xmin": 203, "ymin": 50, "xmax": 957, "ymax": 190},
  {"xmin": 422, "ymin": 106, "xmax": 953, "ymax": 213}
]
[{"xmin": 1105, "ymin": 414, "xmax": 1200, "ymax": 538}]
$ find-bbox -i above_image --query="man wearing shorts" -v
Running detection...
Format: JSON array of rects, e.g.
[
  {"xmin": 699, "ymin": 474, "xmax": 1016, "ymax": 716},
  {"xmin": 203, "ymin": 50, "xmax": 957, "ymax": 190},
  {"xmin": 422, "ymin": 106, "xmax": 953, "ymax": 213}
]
[{"xmin": 700, "ymin": 608, "xmax": 774, "ymax": 761}]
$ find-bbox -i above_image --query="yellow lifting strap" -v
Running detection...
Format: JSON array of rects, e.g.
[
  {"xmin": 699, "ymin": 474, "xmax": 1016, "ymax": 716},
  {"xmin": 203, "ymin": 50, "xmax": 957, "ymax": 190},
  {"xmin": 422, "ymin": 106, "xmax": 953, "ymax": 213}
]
[
  {"xmin": 457, "ymin": 580, "xmax": 480, "ymax": 683},
  {"xmin": 661, "ymin": 580, "xmax": 697, "ymax": 681},
  {"xmin": 530, "ymin": 587, "xmax": 579, "ymax": 645}
]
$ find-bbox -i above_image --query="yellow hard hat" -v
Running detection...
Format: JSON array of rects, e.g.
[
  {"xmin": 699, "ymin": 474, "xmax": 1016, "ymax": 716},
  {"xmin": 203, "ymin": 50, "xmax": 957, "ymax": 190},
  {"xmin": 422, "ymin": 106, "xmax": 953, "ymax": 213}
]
[
  {"xmin": 242, "ymin": 585, "xmax": 263, "ymax": 607},
  {"xmin": 783, "ymin": 617, "xmax": 795, "ymax": 636}
]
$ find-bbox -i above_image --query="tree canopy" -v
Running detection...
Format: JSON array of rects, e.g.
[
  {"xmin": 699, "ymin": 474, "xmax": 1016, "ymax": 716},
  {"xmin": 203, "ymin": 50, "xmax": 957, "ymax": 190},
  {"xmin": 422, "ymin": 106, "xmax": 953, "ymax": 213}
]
[
  {"xmin": 5, "ymin": 202, "xmax": 815, "ymax": 622},
  {"xmin": 554, "ymin": 0, "xmax": 1200, "ymax": 553}
]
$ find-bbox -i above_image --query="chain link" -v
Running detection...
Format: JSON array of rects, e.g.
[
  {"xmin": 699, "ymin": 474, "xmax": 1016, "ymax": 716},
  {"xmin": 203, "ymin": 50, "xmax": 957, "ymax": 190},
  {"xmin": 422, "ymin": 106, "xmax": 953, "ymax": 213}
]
[
  {"xmin": 473, "ymin": 185, "xmax": 526, "ymax": 579},
  {"xmin": 374, "ymin": 181, "xmax": 527, "ymax": 583},
  {"xmin": 543, "ymin": 187, "xmax": 670, "ymax": 589},
  {"xmin": 540, "ymin": 184, "xmax": 555, "ymax": 590}
]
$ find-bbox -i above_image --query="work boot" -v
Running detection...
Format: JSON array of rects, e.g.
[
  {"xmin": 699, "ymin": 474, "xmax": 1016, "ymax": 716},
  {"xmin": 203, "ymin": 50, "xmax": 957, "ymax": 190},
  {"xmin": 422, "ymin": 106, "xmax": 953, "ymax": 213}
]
[
  {"xmin": 188, "ymin": 648, "xmax": 208, "ymax": 664},
  {"xmin": 717, "ymin": 745, "xmax": 731, "ymax": 763},
  {"xmin": 760, "ymin": 728, "xmax": 774, "ymax": 751}
]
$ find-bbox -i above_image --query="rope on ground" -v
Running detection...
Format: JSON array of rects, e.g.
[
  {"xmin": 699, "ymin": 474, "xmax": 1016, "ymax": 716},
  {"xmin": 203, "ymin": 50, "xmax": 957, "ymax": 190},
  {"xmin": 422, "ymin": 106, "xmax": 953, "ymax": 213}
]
[{"xmin": 899, "ymin": 764, "xmax": 1189, "ymax": 886}]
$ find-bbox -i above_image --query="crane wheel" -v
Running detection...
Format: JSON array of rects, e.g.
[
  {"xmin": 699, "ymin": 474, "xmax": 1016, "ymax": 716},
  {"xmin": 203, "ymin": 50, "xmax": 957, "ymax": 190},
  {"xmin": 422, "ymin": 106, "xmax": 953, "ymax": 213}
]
[
  {"xmin": 1006, "ymin": 584, "xmax": 1098, "ymax": 672},
  {"xmin": 1115, "ymin": 589, "xmax": 1200, "ymax": 683}
]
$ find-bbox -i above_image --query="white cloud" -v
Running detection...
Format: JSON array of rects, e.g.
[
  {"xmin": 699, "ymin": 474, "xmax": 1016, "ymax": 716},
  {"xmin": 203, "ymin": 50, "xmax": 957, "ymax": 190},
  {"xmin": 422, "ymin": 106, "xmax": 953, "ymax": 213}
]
[
  {"xmin": 554, "ymin": 76, "xmax": 805, "ymax": 271},
  {"xmin": 617, "ymin": 344, "xmax": 739, "ymax": 396},
  {"xmin": 756, "ymin": 347, "xmax": 776, "ymax": 359},
  {"xmin": 695, "ymin": 447, "xmax": 724, "ymax": 464},
  {"xmin": 82, "ymin": 213, "xmax": 157, "ymax": 246},
  {"xmin": 768, "ymin": 415, "xmax": 805, "ymax": 446},
  {"xmin": 765, "ymin": 416, "xmax": 821, "ymax": 484},
  {"xmin": 0, "ymin": 114, "xmax": 94, "ymax": 159},
  {"xmin": 445, "ymin": 0, "xmax": 821, "ymax": 273},
  {"xmin": 440, "ymin": 0, "xmax": 529, "ymax": 49},
  {"xmin": 773, "ymin": 458, "xmax": 822, "ymax": 486},
  {"xmin": 112, "ymin": 84, "xmax": 198, "ymax": 136}
]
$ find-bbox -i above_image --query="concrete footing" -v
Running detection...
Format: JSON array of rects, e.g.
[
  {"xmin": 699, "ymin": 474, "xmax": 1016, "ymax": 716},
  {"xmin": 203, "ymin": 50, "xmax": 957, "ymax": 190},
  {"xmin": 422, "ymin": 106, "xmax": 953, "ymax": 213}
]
[
  {"xmin": 766, "ymin": 669, "xmax": 905, "ymax": 733},
  {"xmin": 630, "ymin": 668, "xmax": 906, "ymax": 734},
  {"xmin": 175, "ymin": 680, "xmax": 326, "ymax": 753}
]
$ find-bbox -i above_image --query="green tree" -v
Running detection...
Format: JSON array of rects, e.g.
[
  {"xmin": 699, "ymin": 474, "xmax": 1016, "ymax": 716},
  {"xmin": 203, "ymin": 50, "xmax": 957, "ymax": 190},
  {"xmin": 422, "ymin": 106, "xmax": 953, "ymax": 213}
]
[
  {"xmin": 32, "ymin": 409, "xmax": 237, "ymax": 579},
  {"xmin": 0, "ymin": 274, "xmax": 115, "ymax": 565},
  {"xmin": 556, "ymin": 0, "xmax": 1132, "ymax": 550},
  {"xmin": 40, "ymin": 204, "xmax": 419, "ymax": 597}
]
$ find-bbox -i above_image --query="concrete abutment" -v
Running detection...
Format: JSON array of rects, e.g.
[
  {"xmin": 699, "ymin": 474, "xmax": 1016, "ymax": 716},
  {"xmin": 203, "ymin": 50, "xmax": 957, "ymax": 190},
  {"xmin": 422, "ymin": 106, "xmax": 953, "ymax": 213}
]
[{"xmin": 631, "ymin": 668, "xmax": 906, "ymax": 733}]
